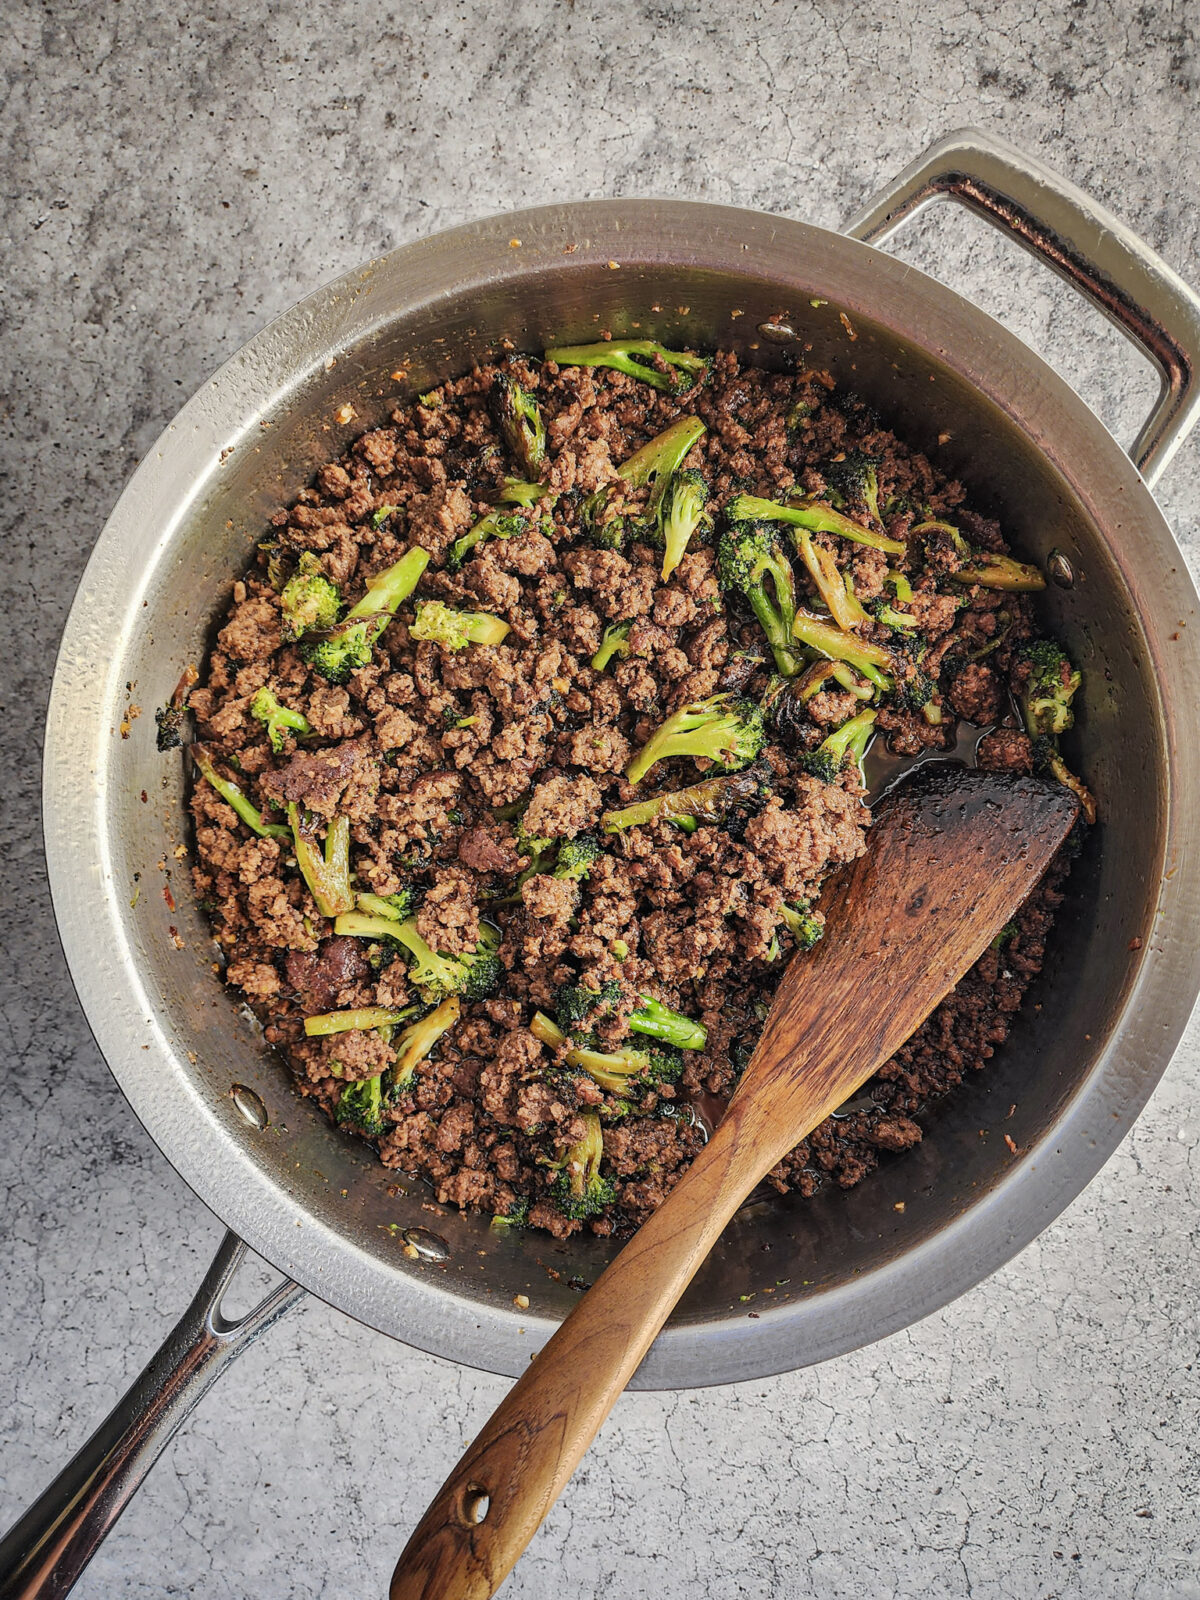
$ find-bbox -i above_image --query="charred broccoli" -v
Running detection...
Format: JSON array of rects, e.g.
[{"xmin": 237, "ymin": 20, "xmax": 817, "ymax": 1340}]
[
  {"xmin": 796, "ymin": 708, "xmax": 877, "ymax": 784},
  {"xmin": 490, "ymin": 373, "xmax": 546, "ymax": 478},
  {"xmin": 602, "ymin": 768, "xmax": 769, "ymax": 834},
  {"xmin": 717, "ymin": 522, "xmax": 801, "ymax": 676},
  {"xmin": 1017, "ymin": 639, "xmax": 1096, "ymax": 823},
  {"xmin": 288, "ymin": 805, "xmax": 354, "ymax": 917},
  {"xmin": 824, "ymin": 450, "xmax": 882, "ymax": 525}
]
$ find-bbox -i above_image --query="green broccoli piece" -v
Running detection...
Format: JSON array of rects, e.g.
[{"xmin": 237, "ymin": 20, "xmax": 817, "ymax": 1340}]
[
  {"xmin": 390, "ymin": 996, "xmax": 462, "ymax": 1092},
  {"xmin": 825, "ymin": 451, "xmax": 883, "ymax": 525},
  {"xmin": 626, "ymin": 692, "xmax": 766, "ymax": 785},
  {"xmin": 155, "ymin": 699, "xmax": 191, "ymax": 751},
  {"xmin": 191, "ymin": 744, "xmax": 290, "ymax": 839},
  {"xmin": 531, "ymin": 1011, "xmax": 684, "ymax": 1102},
  {"xmin": 871, "ymin": 600, "xmax": 921, "ymax": 637},
  {"xmin": 791, "ymin": 529, "xmax": 869, "ymax": 632},
  {"xmin": 617, "ymin": 416, "xmax": 707, "ymax": 528},
  {"xmin": 779, "ymin": 902, "xmax": 824, "ymax": 952},
  {"xmin": 497, "ymin": 478, "xmax": 546, "ymax": 506},
  {"xmin": 554, "ymin": 980, "xmax": 623, "ymax": 1032},
  {"xmin": 448, "ymin": 506, "xmax": 527, "ymax": 571},
  {"xmin": 334, "ymin": 913, "xmax": 502, "ymax": 1003},
  {"xmin": 250, "ymin": 687, "xmax": 314, "ymax": 753},
  {"xmin": 490, "ymin": 1195, "xmax": 531, "ymax": 1230},
  {"xmin": 548, "ymin": 1111, "xmax": 616, "ymax": 1220},
  {"xmin": 544, "ymin": 339, "xmax": 710, "ymax": 396},
  {"xmin": 280, "ymin": 552, "xmax": 342, "ymax": 641},
  {"xmin": 288, "ymin": 805, "xmax": 354, "ymax": 917},
  {"xmin": 796, "ymin": 708, "xmax": 877, "ymax": 784},
  {"xmin": 304, "ymin": 1004, "xmax": 418, "ymax": 1037},
  {"xmin": 354, "ymin": 888, "xmax": 424, "ymax": 922},
  {"xmin": 300, "ymin": 546, "xmax": 429, "ymax": 682},
  {"xmin": 370, "ymin": 504, "xmax": 399, "ymax": 529},
  {"xmin": 660, "ymin": 468, "xmax": 711, "ymax": 580},
  {"xmin": 552, "ymin": 983, "xmax": 706, "ymax": 1050},
  {"xmin": 553, "ymin": 836, "xmax": 602, "ymax": 882},
  {"xmin": 601, "ymin": 768, "xmax": 770, "ymax": 834},
  {"xmin": 717, "ymin": 522, "xmax": 801, "ymax": 677},
  {"xmin": 491, "ymin": 373, "xmax": 547, "ymax": 478},
  {"xmin": 792, "ymin": 611, "xmax": 894, "ymax": 692},
  {"xmin": 591, "ymin": 620, "xmax": 633, "ymax": 672},
  {"xmin": 726, "ymin": 493, "xmax": 906, "ymax": 556},
  {"xmin": 953, "ymin": 553, "xmax": 1046, "ymax": 591},
  {"xmin": 335, "ymin": 1073, "xmax": 390, "ymax": 1137},
  {"xmin": 1017, "ymin": 640, "xmax": 1096, "ymax": 824},
  {"xmin": 410, "ymin": 600, "xmax": 510, "ymax": 650}
]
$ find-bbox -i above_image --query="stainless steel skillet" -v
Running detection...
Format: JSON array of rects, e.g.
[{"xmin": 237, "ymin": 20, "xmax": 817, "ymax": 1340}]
[{"xmin": 5, "ymin": 127, "xmax": 1200, "ymax": 1599}]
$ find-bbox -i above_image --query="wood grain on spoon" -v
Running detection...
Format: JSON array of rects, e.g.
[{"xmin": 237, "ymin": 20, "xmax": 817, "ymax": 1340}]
[{"xmin": 391, "ymin": 765, "xmax": 1080, "ymax": 1600}]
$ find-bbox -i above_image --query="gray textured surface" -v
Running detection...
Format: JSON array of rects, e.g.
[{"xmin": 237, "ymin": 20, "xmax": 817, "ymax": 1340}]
[{"xmin": 3, "ymin": 2, "xmax": 1200, "ymax": 1596}]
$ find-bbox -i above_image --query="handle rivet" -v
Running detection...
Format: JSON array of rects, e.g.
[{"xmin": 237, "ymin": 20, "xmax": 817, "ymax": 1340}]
[
  {"xmin": 756, "ymin": 320, "xmax": 797, "ymax": 343},
  {"xmin": 402, "ymin": 1227, "xmax": 451, "ymax": 1261},
  {"xmin": 1047, "ymin": 548, "xmax": 1075, "ymax": 588},
  {"xmin": 229, "ymin": 1084, "xmax": 268, "ymax": 1129}
]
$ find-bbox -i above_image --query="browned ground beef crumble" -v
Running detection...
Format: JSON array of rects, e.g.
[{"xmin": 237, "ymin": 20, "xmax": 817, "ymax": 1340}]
[{"xmin": 187, "ymin": 350, "xmax": 1075, "ymax": 1239}]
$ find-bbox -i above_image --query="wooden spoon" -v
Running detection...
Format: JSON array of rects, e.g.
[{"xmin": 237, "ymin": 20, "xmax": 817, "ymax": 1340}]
[{"xmin": 391, "ymin": 765, "xmax": 1080, "ymax": 1600}]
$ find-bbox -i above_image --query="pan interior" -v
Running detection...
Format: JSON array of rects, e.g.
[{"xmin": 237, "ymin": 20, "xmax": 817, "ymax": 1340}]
[{"xmin": 46, "ymin": 203, "xmax": 1180, "ymax": 1385}]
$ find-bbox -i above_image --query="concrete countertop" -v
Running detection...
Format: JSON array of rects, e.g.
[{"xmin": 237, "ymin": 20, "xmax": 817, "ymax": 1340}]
[{"xmin": 2, "ymin": 3, "xmax": 1198, "ymax": 1596}]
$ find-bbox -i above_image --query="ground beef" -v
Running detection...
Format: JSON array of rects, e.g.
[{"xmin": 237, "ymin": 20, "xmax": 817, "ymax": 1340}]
[{"xmin": 185, "ymin": 348, "xmax": 1087, "ymax": 1239}]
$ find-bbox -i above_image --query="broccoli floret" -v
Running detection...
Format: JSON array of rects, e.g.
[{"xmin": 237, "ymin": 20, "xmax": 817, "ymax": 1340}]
[
  {"xmin": 717, "ymin": 522, "xmax": 801, "ymax": 677},
  {"xmin": 548, "ymin": 1111, "xmax": 616, "ymax": 1220},
  {"xmin": 892, "ymin": 667, "xmax": 937, "ymax": 713},
  {"xmin": 490, "ymin": 373, "xmax": 547, "ymax": 478},
  {"xmin": 580, "ymin": 485, "xmax": 627, "ymax": 549},
  {"xmin": 490, "ymin": 1195, "xmax": 531, "ymax": 1230},
  {"xmin": 660, "ymin": 468, "xmax": 711, "ymax": 580},
  {"xmin": 335, "ymin": 1074, "xmax": 389, "ymax": 1137},
  {"xmin": 410, "ymin": 600, "xmax": 510, "ymax": 650},
  {"xmin": 626, "ymin": 692, "xmax": 766, "ymax": 785},
  {"xmin": 544, "ymin": 339, "xmax": 710, "ymax": 396},
  {"xmin": 792, "ymin": 611, "xmax": 894, "ymax": 692},
  {"xmin": 555, "ymin": 980, "xmax": 623, "ymax": 1032},
  {"xmin": 779, "ymin": 901, "xmax": 824, "ymax": 952},
  {"xmin": 1018, "ymin": 640, "xmax": 1082, "ymax": 737},
  {"xmin": 335, "ymin": 913, "xmax": 502, "ymax": 1003},
  {"xmin": 281, "ymin": 552, "xmax": 342, "ymax": 641},
  {"xmin": 602, "ymin": 768, "xmax": 770, "ymax": 834},
  {"xmin": 990, "ymin": 922, "xmax": 1018, "ymax": 951},
  {"xmin": 300, "ymin": 546, "xmax": 429, "ymax": 682},
  {"xmin": 1018, "ymin": 641, "xmax": 1096, "ymax": 824},
  {"xmin": 250, "ymin": 687, "xmax": 314, "ymax": 753},
  {"xmin": 870, "ymin": 600, "xmax": 921, "ymax": 637},
  {"xmin": 355, "ymin": 888, "xmax": 424, "ymax": 921},
  {"xmin": 591, "ymin": 620, "xmax": 633, "ymax": 672},
  {"xmin": 288, "ymin": 805, "xmax": 354, "ymax": 917},
  {"xmin": 191, "ymin": 744, "xmax": 290, "ymax": 839},
  {"xmin": 726, "ymin": 493, "xmax": 906, "ymax": 556},
  {"xmin": 448, "ymin": 506, "xmax": 527, "ymax": 571},
  {"xmin": 553, "ymin": 836, "xmax": 602, "ymax": 881},
  {"xmin": 796, "ymin": 708, "xmax": 877, "ymax": 784},
  {"xmin": 825, "ymin": 451, "xmax": 883, "ymax": 525}
]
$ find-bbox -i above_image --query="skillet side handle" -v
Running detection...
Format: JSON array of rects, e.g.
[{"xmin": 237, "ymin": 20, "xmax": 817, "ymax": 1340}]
[
  {"xmin": 0, "ymin": 1231, "xmax": 303, "ymax": 1600},
  {"xmin": 844, "ymin": 125, "xmax": 1200, "ymax": 488}
]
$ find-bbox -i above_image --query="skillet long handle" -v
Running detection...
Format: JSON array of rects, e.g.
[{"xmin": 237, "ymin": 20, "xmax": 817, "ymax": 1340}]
[
  {"xmin": 390, "ymin": 1097, "xmax": 787, "ymax": 1600},
  {"xmin": 0, "ymin": 1232, "xmax": 302, "ymax": 1600}
]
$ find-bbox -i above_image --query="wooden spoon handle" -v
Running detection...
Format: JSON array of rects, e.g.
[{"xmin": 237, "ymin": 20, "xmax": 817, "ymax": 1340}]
[{"xmin": 389, "ymin": 1096, "xmax": 791, "ymax": 1600}]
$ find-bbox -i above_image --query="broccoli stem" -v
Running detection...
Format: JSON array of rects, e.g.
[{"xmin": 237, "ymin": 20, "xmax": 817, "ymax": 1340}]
[
  {"xmin": 497, "ymin": 477, "xmax": 546, "ymax": 506},
  {"xmin": 288, "ymin": 806, "xmax": 354, "ymax": 917},
  {"xmin": 393, "ymin": 996, "xmax": 461, "ymax": 1088},
  {"xmin": 602, "ymin": 769, "xmax": 762, "ymax": 833},
  {"xmin": 591, "ymin": 620, "xmax": 633, "ymax": 672},
  {"xmin": 544, "ymin": 339, "xmax": 709, "ymax": 395},
  {"xmin": 727, "ymin": 493, "xmax": 906, "ymax": 555},
  {"xmin": 952, "ymin": 554, "xmax": 1046, "ymax": 591},
  {"xmin": 304, "ymin": 1004, "xmax": 418, "ymax": 1037},
  {"xmin": 616, "ymin": 415, "xmax": 707, "ymax": 501},
  {"xmin": 792, "ymin": 611, "xmax": 893, "ymax": 688},
  {"xmin": 346, "ymin": 545, "xmax": 430, "ymax": 623},
  {"xmin": 793, "ymin": 531, "xmax": 868, "ymax": 632},
  {"xmin": 629, "ymin": 997, "xmax": 706, "ymax": 1050},
  {"xmin": 626, "ymin": 693, "xmax": 764, "ymax": 785},
  {"xmin": 191, "ymin": 745, "xmax": 290, "ymax": 839}
]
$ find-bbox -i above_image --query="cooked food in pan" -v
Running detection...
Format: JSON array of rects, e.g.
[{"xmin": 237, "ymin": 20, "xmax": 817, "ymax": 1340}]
[{"xmin": 174, "ymin": 342, "xmax": 1091, "ymax": 1238}]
